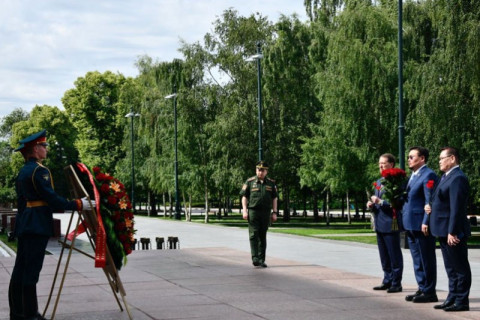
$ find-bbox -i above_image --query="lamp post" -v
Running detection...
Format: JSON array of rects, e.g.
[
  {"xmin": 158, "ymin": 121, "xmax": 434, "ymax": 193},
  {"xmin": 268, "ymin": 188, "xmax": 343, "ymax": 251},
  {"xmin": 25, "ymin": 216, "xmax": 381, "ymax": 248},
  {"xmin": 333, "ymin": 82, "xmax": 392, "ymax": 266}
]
[
  {"xmin": 125, "ymin": 110, "xmax": 140, "ymax": 214},
  {"xmin": 245, "ymin": 42, "xmax": 264, "ymax": 161},
  {"xmin": 165, "ymin": 89, "xmax": 181, "ymax": 220},
  {"xmin": 398, "ymin": 0, "xmax": 405, "ymax": 170}
]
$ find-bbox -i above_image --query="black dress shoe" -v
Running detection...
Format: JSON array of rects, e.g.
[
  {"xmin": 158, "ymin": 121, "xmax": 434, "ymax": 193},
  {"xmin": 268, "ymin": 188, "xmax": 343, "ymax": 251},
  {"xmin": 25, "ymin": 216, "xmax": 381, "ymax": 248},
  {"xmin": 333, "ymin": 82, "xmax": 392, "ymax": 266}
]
[
  {"xmin": 434, "ymin": 300, "xmax": 454, "ymax": 309},
  {"xmin": 387, "ymin": 286, "xmax": 402, "ymax": 293},
  {"xmin": 25, "ymin": 313, "xmax": 49, "ymax": 320},
  {"xmin": 373, "ymin": 283, "xmax": 391, "ymax": 290},
  {"xmin": 252, "ymin": 261, "xmax": 260, "ymax": 267},
  {"xmin": 412, "ymin": 293, "xmax": 438, "ymax": 303},
  {"xmin": 444, "ymin": 304, "xmax": 469, "ymax": 312},
  {"xmin": 260, "ymin": 262, "xmax": 268, "ymax": 268},
  {"xmin": 405, "ymin": 290, "xmax": 422, "ymax": 301}
]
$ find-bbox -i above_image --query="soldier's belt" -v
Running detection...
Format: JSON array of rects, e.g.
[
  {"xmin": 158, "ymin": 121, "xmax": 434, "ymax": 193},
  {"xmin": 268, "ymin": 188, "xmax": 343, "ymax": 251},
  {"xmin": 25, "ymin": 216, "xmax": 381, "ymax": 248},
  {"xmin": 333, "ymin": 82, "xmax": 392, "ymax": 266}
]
[{"xmin": 26, "ymin": 200, "xmax": 48, "ymax": 208}]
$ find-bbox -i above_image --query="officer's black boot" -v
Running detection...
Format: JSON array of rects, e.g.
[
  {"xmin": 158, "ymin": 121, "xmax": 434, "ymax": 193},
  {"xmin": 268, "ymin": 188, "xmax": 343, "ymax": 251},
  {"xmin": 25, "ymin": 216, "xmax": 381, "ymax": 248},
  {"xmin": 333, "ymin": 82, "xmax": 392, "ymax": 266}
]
[{"xmin": 9, "ymin": 281, "xmax": 24, "ymax": 320}]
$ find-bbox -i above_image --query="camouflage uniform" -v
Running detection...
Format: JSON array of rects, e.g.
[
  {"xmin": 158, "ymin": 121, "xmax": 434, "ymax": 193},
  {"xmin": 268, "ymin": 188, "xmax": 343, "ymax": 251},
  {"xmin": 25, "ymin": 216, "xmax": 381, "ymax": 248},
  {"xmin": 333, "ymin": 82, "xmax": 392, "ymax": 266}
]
[{"xmin": 240, "ymin": 175, "xmax": 277, "ymax": 265}]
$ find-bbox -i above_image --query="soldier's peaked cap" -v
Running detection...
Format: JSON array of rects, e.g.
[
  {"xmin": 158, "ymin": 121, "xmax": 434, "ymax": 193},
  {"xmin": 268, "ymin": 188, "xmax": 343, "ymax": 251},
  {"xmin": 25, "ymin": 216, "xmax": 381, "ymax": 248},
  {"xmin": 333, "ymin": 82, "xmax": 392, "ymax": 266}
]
[
  {"xmin": 256, "ymin": 160, "xmax": 269, "ymax": 169},
  {"xmin": 14, "ymin": 129, "xmax": 48, "ymax": 152}
]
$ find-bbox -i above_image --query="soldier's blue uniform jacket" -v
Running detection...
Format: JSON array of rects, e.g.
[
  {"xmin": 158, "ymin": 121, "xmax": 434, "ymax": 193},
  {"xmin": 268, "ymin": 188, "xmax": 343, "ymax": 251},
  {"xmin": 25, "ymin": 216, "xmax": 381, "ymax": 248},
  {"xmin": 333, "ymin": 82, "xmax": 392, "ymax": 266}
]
[{"xmin": 15, "ymin": 158, "xmax": 78, "ymax": 237}]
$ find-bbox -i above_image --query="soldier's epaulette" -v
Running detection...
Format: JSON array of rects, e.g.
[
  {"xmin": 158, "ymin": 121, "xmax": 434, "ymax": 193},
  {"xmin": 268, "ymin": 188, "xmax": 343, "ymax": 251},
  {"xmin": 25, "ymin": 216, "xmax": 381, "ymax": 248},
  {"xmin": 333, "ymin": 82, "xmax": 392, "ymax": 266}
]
[
  {"xmin": 267, "ymin": 177, "xmax": 275, "ymax": 183},
  {"xmin": 247, "ymin": 176, "xmax": 256, "ymax": 182}
]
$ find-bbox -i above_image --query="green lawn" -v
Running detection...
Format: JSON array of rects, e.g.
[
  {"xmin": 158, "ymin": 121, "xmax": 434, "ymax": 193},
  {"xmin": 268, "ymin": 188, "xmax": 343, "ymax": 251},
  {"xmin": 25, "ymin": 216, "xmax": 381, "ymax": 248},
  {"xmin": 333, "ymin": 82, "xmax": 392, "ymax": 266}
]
[
  {"xmin": 187, "ymin": 213, "xmax": 480, "ymax": 246},
  {"xmin": 0, "ymin": 233, "xmax": 17, "ymax": 252}
]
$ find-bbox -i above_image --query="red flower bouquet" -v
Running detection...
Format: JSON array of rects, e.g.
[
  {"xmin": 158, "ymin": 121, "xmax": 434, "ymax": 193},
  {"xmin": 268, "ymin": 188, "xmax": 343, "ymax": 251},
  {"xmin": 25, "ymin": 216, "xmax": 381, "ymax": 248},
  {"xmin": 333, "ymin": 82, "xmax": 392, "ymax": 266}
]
[
  {"xmin": 380, "ymin": 168, "xmax": 407, "ymax": 230},
  {"xmin": 92, "ymin": 166, "xmax": 136, "ymax": 270}
]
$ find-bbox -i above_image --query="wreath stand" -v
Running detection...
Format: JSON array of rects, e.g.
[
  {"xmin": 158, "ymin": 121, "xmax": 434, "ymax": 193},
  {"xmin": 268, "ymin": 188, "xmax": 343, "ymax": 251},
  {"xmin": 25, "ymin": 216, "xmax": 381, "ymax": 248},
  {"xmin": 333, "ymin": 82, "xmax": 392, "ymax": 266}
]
[{"xmin": 43, "ymin": 165, "xmax": 133, "ymax": 320}]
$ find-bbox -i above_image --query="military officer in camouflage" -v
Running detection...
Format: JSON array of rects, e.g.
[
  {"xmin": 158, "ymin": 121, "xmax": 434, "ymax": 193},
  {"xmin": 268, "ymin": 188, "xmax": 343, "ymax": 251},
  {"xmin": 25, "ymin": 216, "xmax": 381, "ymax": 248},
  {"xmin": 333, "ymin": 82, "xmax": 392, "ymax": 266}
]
[
  {"xmin": 240, "ymin": 161, "xmax": 278, "ymax": 268},
  {"xmin": 9, "ymin": 130, "xmax": 94, "ymax": 320}
]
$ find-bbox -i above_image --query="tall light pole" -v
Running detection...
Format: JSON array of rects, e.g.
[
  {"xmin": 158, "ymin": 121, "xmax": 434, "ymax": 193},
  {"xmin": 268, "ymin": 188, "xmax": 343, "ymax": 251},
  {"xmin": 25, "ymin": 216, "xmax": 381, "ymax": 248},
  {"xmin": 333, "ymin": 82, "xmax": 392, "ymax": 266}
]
[
  {"xmin": 398, "ymin": 0, "xmax": 405, "ymax": 170},
  {"xmin": 165, "ymin": 88, "xmax": 181, "ymax": 220},
  {"xmin": 125, "ymin": 110, "xmax": 140, "ymax": 214},
  {"xmin": 245, "ymin": 42, "xmax": 264, "ymax": 161}
]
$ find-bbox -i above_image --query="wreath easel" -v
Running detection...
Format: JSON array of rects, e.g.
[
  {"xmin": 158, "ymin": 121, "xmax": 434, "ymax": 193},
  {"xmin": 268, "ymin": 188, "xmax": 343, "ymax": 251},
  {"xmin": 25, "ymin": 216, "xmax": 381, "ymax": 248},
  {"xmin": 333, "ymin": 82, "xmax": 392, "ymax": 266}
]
[{"xmin": 42, "ymin": 164, "xmax": 132, "ymax": 320}]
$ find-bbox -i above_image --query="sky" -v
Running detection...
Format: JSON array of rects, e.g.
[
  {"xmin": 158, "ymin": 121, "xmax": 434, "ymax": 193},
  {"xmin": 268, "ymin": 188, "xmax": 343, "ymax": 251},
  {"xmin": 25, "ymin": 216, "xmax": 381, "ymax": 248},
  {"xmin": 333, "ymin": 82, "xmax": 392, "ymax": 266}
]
[{"xmin": 0, "ymin": 0, "xmax": 307, "ymax": 118}]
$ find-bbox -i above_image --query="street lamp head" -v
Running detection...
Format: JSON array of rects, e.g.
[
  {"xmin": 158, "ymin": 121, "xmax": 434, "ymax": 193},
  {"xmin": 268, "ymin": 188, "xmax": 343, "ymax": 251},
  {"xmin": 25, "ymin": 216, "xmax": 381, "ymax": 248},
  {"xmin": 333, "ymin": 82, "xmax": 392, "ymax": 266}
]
[
  {"xmin": 245, "ymin": 53, "xmax": 263, "ymax": 62},
  {"xmin": 125, "ymin": 112, "xmax": 140, "ymax": 118},
  {"xmin": 165, "ymin": 93, "xmax": 177, "ymax": 99}
]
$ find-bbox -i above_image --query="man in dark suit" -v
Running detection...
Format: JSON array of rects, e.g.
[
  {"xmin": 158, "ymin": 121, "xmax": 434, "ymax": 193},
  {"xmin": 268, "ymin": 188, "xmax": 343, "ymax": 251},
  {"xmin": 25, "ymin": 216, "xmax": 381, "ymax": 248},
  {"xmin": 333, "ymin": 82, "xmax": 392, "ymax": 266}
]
[
  {"xmin": 9, "ymin": 130, "xmax": 94, "ymax": 320},
  {"xmin": 367, "ymin": 153, "xmax": 403, "ymax": 293},
  {"xmin": 402, "ymin": 146, "xmax": 438, "ymax": 303},
  {"xmin": 426, "ymin": 147, "xmax": 471, "ymax": 312}
]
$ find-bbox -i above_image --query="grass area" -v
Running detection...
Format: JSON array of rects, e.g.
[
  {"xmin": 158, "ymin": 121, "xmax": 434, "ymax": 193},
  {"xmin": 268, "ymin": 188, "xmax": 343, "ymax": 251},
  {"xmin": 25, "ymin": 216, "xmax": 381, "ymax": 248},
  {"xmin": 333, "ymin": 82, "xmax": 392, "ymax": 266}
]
[
  {"xmin": 181, "ymin": 213, "xmax": 480, "ymax": 246},
  {"xmin": 0, "ymin": 232, "xmax": 17, "ymax": 252}
]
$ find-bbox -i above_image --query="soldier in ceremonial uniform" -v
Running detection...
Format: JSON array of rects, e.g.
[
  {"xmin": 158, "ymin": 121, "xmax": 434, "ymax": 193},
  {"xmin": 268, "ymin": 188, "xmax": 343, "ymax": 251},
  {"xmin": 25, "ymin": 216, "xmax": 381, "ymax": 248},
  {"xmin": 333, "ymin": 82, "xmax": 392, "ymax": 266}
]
[
  {"xmin": 240, "ymin": 161, "xmax": 278, "ymax": 268},
  {"xmin": 9, "ymin": 130, "xmax": 94, "ymax": 320}
]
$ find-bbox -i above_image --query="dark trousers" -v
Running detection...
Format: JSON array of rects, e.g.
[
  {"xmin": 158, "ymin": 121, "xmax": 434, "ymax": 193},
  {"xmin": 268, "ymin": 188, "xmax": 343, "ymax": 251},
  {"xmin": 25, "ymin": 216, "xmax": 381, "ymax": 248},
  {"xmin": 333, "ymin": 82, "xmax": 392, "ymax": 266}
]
[
  {"xmin": 438, "ymin": 237, "xmax": 471, "ymax": 306},
  {"xmin": 376, "ymin": 231, "xmax": 403, "ymax": 287},
  {"xmin": 406, "ymin": 230, "xmax": 437, "ymax": 294},
  {"xmin": 9, "ymin": 234, "xmax": 49, "ymax": 319},
  {"xmin": 248, "ymin": 209, "xmax": 270, "ymax": 263}
]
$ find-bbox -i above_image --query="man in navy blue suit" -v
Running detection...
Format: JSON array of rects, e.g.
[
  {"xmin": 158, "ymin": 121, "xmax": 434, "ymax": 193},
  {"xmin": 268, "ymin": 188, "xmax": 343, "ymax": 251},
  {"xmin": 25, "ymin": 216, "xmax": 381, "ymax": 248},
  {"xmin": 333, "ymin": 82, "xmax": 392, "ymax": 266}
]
[
  {"xmin": 426, "ymin": 147, "xmax": 471, "ymax": 312},
  {"xmin": 402, "ymin": 146, "xmax": 438, "ymax": 303},
  {"xmin": 367, "ymin": 153, "xmax": 403, "ymax": 293}
]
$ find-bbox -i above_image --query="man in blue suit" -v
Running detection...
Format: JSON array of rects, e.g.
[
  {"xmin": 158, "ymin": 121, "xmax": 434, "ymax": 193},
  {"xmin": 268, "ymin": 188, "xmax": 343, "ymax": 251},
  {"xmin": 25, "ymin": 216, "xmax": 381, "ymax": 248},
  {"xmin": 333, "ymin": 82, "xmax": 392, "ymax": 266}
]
[
  {"xmin": 427, "ymin": 147, "xmax": 471, "ymax": 312},
  {"xmin": 402, "ymin": 146, "xmax": 438, "ymax": 303},
  {"xmin": 9, "ymin": 130, "xmax": 94, "ymax": 320},
  {"xmin": 367, "ymin": 153, "xmax": 403, "ymax": 293}
]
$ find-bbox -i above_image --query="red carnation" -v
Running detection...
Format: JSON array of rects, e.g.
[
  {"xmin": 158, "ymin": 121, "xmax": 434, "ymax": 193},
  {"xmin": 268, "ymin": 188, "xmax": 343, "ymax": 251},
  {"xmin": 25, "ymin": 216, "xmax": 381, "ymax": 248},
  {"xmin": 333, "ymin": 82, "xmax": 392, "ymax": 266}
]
[
  {"xmin": 108, "ymin": 195, "xmax": 117, "ymax": 205},
  {"xmin": 93, "ymin": 166, "xmax": 101, "ymax": 174},
  {"xmin": 101, "ymin": 183, "xmax": 110, "ymax": 194},
  {"xmin": 426, "ymin": 180, "xmax": 435, "ymax": 189}
]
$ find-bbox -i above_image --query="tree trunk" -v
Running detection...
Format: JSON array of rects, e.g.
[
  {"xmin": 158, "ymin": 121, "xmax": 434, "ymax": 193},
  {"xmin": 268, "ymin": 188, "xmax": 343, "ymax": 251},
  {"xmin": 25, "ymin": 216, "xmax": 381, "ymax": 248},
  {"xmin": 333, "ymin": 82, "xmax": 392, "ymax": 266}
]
[
  {"xmin": 313, "ymin": 191, "xmax": 319, "ymax": 222},
  {"xmin": 217, "ymin": 191, "xmax": 222, "ymax": 219},
  {"xmin": 326, "ymin": 190, "xmax": 330, "ymax": 226},
  {"xmin": 204, "ymin": 182, "xmax": 209, "ymax": 223},
  {"xmin": 148, "ymin": 190, "xmax": 157, "ymax": 217},
  {"xmin": 168, "ymin": 192, "xmax": 173, "ymax": 218},
  {"xmin": 346, "ymin": 191, "xmax": 352, "ymax": 225},
  {"xmin": 283, "ymin": 185, "xmax": 291, "ymax": 222},
  {"xmin": 182, "ymin": 191, "xmax": 187, "ymax": 221},
  {"xmin": 163, "ymin": 193, "xmax": 167, "ymax": 218},
  {"xmin": 341, "ymin": 197, "xmax": 345, "ymax": 218},
  {"xmin": 187, "ymin": 194, "xmax": 192, "ymax": 221},
  {"xmin": 302, "ymin": 189, "xmax": 307, "ymax": 218}
]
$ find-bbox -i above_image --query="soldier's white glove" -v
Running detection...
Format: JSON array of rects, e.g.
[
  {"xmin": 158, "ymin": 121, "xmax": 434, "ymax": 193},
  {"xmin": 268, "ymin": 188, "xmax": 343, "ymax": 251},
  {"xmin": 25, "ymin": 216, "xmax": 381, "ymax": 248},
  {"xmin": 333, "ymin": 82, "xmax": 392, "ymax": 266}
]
[{"xmin": 81, "ymin": 197, "xmax": 96, "ymax": 211}]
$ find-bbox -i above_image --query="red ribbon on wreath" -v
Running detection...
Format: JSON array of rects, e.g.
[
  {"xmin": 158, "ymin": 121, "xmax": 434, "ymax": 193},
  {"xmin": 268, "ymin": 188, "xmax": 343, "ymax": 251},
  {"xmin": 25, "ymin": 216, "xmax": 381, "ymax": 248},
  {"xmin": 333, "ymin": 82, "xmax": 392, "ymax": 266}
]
[{"xmin": 66, "ymin": 163, "xmax": 106, "ymax": 268}]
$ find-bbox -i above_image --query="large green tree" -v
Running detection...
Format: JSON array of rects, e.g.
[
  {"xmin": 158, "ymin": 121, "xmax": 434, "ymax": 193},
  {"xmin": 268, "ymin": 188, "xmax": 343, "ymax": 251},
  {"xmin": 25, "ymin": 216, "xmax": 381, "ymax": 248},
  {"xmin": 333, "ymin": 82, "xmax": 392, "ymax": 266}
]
[
  {"xmin": 10, "ymin": 105, "xmax": 78, "ymax": 197},
  {"xmin": 62, "ymin": 71, "xmax": 127, "ymax": 172}
]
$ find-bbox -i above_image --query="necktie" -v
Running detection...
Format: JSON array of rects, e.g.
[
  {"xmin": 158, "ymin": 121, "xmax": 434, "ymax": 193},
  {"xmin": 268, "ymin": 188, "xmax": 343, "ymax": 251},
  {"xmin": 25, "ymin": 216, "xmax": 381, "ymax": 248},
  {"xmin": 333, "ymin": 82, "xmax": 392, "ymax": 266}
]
[{"xmin": 407, "ymin": 174, "xmax": 416, "ymax": 187}]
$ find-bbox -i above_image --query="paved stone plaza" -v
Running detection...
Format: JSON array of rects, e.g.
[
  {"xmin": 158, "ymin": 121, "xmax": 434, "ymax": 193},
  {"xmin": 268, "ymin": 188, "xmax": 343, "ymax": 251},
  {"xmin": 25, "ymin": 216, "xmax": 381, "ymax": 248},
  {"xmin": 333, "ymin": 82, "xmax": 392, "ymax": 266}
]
[{"xmin": 0, "ymin": 215, "xmax": 478, "ymax": 319}]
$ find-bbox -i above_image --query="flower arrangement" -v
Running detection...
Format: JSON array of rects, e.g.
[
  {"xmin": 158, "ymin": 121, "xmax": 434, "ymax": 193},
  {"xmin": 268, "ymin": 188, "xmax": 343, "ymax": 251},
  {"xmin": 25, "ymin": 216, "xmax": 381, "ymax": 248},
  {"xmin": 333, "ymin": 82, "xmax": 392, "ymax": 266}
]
[
  {"xmin": 92, "ymin": 166, "xmax": 135, "ymax": 270},
  {"xmin": 380, "ymin": 168, "xmax": 407, "ymax": 230}
]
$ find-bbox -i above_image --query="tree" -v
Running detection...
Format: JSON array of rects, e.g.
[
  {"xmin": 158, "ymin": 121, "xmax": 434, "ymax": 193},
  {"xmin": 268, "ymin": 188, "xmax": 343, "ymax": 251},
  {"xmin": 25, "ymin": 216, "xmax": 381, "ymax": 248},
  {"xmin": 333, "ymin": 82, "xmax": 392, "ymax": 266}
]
[
  {"xmin": 301, "ymin": 0, "xmax": 399, "ymax": 222},
  {"xmin": 10, "ymin": 105, "xmax": 78, "ymax": 197},
  {"xmin": 404, "ymin": 0, "xmax": 480, "ymax": 205},
  {"xmin": 62, "ymin": 71, "xmax": 127, "ymax": 172},
  {"xmin": 261, "ymin": 15, "xmax": 321, "ymax": 221}
]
